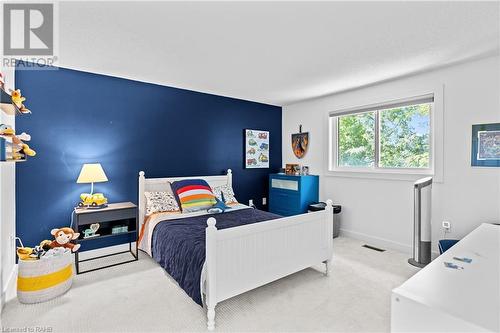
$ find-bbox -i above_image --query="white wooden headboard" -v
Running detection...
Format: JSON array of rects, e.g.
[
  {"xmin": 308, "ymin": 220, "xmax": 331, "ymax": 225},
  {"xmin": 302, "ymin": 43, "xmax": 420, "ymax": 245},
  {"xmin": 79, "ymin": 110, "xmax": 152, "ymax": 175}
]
[{"xmin": 138, "ymin": 169, "xmax": 233, "ymax": 229}]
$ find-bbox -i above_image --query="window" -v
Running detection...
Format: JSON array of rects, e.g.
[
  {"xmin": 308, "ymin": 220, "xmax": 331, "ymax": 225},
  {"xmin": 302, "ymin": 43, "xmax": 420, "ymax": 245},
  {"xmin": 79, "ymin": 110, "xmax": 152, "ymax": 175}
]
[
  {"xmin": 330, "ymin": 95, "xmax": 433, "ymax": 173},
  {"xmin": 338, "ymin": 111, "xmax": 375, "ymax": 168}
]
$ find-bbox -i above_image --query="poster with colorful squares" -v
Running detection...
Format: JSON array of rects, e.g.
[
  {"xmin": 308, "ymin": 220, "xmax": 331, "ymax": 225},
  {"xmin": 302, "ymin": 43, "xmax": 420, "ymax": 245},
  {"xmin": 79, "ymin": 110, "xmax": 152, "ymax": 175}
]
[{"xmin": 245, "ymin": 129, "xmax": 269, "ymax": 168}]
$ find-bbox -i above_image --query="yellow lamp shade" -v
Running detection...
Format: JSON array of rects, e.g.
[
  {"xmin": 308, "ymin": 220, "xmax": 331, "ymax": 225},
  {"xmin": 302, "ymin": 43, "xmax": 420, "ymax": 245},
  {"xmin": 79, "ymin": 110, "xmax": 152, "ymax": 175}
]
[{"xmin": 76, "ymin": 163, "xmax": 108, "ymax": 184}]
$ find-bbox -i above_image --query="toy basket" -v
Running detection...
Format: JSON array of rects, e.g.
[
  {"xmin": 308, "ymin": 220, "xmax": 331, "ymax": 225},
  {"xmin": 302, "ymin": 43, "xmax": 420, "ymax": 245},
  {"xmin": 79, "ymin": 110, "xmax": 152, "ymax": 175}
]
[{"xmin": 17, "ymin": 246, "xmax": 74, "ymax": 304}]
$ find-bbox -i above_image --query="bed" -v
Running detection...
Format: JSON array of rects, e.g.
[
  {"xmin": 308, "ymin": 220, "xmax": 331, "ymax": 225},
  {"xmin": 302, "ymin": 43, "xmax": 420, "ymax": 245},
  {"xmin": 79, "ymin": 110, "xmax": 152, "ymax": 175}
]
[{"xmin": 138, "ymin": 169, "xmax": 334, "ymax": 330}]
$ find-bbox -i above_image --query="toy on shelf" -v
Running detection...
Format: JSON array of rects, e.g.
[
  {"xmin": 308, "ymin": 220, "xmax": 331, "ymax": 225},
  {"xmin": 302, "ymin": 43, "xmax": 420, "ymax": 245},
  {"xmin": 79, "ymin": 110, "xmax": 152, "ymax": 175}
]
[
  {"xmin": 0, "ymin": 124, "xmax": 14, "ymax": 136},
  {"xmin": 83, "ymin": 223, "xmax": 100, "ymax": 238},
  {"xmin": 50, "ymin": 227, "xmax": 81, "ymax": 252},
  {"xmin": 21, "ymin": 144, "xmax": 36, "ymax": 156},
  {"xmin": 78, "ymin": 193, "xmax": 108, "ymax": 209},
  {"xmin": 0, "ymin": 86, "xmax": 31, "ymax": 116},
  {"xmin": 0, "ymin": 72, "xmax": 36, "ymax": 163},
  {"xmin": 10, "ymin": 89, "xmax": 31, "ymax": 114},
  {"xmin": 10, "ymin": 89, "xmax": 24, "ymax": 107},
  {"xmin": 0, "ymin": 123, "xmax": 36, "ymax": 161}
]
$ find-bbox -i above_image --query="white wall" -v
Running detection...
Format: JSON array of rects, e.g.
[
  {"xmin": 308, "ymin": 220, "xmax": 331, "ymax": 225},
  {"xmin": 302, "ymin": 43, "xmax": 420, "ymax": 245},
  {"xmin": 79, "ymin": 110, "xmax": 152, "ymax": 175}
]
[
  {"xmin": 283, "ymin": 56, "xmax": 500, "ymax": 254},
  {"xmin": 0, "ymin": 68, "xmax": 17, "ymax": 311}
]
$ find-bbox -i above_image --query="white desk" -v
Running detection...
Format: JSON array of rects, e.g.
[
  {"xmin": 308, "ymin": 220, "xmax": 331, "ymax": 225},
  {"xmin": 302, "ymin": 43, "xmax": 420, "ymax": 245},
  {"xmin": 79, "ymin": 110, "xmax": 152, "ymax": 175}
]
[{"xmin": 391, "ymin": 223, "xmax": 500, "ymax": 332}]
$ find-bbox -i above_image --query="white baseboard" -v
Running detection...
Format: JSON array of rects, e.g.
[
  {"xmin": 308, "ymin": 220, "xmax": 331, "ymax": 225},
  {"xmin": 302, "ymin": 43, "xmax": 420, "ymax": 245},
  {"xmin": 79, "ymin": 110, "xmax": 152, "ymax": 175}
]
[
  {"xmin": 340, "ymin": 228, "xmax": 440, "ymax": 258},
  {"xmin": 340, "ymin": 228, "xmax": 412, "ymax": 254}
]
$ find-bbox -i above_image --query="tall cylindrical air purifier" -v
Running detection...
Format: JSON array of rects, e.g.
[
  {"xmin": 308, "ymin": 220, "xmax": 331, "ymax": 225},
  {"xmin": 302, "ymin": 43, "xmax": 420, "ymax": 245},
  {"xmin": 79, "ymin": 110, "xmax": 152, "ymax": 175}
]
[{"xmin": 408, "ymin": 177, "xmax": 432, "ymax": 268}]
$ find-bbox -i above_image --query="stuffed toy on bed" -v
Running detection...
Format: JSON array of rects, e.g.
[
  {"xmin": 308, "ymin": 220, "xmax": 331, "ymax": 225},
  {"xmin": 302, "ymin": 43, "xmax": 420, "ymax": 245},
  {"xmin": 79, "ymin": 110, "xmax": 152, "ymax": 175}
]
[{"xmin": 207, "ymin": 198, "xmax": 230, "ymax": 214}]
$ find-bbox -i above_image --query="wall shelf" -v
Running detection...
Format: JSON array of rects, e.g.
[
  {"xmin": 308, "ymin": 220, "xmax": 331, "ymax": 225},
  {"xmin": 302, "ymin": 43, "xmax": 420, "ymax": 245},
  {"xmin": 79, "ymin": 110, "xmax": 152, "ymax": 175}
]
[
  {"xmin": 0, "ymin": 159, "xmax": 27, "ymax": 163},
  {"xmin": 0, "ymin": 79, "xmax": 34, "ymax": 162},
  {"xmin": 78, "ymin": 230, "xmax": 136, "ymax": 243}
]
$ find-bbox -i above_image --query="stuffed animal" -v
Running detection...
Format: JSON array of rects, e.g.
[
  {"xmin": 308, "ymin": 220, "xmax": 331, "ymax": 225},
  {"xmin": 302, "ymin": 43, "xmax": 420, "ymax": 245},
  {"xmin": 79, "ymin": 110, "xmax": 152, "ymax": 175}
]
[
  {"xmin": 50, "ymin": 227, "xmax": 81, "ymax": 252},
  {"xmin": 39, "ymin": 239, "xmax": 53, "ymax": 252},
  {"xmin": 9, "ymin": 89, "xmax": 31, "ymax": 114},
  {"xmin": 0, "ymin": 124, "xmax": 14, "ymax": 136},
  {"xmin": 10, "ymin": 89, "xmax": 25, "ymax": 108},
  {"xmin": 16, "ymin": 246, "xmax": 35, "ymax": 260},
  {"xmin": 0, "ymin": 125, "xmax": 36, "ymax": 158},
  {"xmin": 21, "ymin": 144, "xmax": 36, "ymax": 156}
]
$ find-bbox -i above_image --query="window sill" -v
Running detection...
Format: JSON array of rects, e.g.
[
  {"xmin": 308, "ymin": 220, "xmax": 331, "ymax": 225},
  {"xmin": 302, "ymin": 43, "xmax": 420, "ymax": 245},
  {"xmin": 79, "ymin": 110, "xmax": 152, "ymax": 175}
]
[{"xmin": 325, "ymin": 168, "xmax": 439, "ymax": 182}]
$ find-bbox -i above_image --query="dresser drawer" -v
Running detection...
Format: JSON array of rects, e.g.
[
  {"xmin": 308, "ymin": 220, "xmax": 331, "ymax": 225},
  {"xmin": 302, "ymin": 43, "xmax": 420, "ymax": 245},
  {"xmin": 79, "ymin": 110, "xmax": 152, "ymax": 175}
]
[
  {"xmin": 269, "ymin": 189, "xmax": 299, "ymax": 200},
  {"xmin": 270, "ymin": 178, "xmax": 299, "ymax": 192},
  {"xmin": 270, "ymin": 207, "xmax": 300, "ymax": 217},
  {"xmin": 269, "ymin": 190, "xmax": 299, "ymax": 210}
]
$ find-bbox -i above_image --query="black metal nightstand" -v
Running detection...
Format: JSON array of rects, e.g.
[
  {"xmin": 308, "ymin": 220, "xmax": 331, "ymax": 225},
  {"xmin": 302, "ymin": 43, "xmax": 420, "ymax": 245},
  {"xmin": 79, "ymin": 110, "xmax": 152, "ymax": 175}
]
[{"xmin": 73, "ymin": 202, "xmax": 138, "ymax": 274}]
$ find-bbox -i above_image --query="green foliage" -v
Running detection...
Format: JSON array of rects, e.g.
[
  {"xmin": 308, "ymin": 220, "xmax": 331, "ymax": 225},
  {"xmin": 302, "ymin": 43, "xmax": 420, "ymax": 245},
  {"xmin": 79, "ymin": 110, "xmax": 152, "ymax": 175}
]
[
  {"xmin": 338, "ymin": 112, "xmax": 375, "ymax": 167},
  {"xmin": 380, "ymin": 104, "xmax": 430, "ymax": 168},
  {"xmin": 337, "ymin": 104, "xmax": 430, "ymax": 168}
]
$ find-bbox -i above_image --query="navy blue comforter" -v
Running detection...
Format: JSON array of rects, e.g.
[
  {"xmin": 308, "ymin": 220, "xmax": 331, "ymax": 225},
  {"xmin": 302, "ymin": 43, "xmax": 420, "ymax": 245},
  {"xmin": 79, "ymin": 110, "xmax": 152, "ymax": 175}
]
[{"xmin": 151, "ymin": 208, "xmax": 281, "ymax": 306}]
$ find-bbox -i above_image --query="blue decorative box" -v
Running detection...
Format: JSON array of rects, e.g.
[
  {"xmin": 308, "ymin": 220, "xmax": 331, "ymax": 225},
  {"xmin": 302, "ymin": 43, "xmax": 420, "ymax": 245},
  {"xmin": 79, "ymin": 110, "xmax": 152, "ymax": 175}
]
[{"xmin": 111, "ymin": 225, "xmax": 129, "ymax": 234}]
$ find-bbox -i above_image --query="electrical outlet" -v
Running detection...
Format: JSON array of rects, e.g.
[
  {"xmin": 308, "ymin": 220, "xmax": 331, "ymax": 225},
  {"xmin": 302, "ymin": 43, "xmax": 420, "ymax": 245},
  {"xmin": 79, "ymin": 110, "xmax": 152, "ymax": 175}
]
[
  {"xmin": 442, "ymin": 220, "xmax": 451, "ymax": 231},
  {"xmin": 249, "ymin": 199, "xmax": 254, "ymax": 206},
  {"xmin": 262, "ymin": 197, "xmax": 267, "ymax": 205}
]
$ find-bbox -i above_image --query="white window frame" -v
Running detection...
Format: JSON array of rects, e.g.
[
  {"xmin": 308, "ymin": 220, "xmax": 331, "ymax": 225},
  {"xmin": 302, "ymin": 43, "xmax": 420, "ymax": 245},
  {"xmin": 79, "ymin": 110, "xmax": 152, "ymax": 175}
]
[{"xmin": 326, "ymin": 86, "xmax": 443, "ymax": 182}]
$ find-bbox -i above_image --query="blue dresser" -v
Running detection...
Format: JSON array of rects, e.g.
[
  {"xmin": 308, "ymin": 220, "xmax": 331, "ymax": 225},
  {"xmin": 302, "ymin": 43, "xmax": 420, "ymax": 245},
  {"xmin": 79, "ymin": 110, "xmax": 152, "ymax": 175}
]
[{"xmin": 269, "ymin": 174, "xmax": 319, "ymax": 216}]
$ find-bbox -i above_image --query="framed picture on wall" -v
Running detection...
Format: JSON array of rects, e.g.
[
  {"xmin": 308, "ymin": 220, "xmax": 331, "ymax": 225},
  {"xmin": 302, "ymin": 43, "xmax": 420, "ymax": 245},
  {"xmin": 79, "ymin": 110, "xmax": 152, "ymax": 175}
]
[
  {"xmin": 471, "ymin": 123, "xmax": 500, "ymax": 167},
  {"xmin": 245, "ymin": 129, "xmax": 269, "ymax": 168}
]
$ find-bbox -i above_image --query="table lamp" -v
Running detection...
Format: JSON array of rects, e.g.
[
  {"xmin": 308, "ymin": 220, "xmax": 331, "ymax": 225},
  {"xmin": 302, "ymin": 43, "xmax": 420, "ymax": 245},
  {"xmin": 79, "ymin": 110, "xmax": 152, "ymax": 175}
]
[{"xmin": 76, "ymin": 163, "xmax": 108, "ymax": 208}]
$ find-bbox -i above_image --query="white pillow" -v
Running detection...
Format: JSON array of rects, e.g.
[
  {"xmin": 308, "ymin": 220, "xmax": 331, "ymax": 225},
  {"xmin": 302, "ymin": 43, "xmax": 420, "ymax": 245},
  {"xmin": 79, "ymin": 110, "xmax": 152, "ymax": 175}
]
[
  {"xmin": 144, "ymin": 191, "xmax": 180, "ymax": 215},
  {"xmin": 211, "ymin": 184, "xmax": 238, "ymax": 205}
]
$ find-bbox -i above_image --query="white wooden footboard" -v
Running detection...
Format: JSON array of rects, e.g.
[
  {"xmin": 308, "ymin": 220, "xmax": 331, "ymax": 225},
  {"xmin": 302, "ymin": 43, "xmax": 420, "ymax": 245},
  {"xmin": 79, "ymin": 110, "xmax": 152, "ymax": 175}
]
[{"xmin": 205, "ymin": 200, "xmax": 334, "ymax": 330}]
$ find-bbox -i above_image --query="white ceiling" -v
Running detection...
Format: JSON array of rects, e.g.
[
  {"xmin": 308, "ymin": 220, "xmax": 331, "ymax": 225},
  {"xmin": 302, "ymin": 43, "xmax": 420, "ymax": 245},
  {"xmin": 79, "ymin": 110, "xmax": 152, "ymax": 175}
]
[{"xmin": 58, "ymin": 1, "xmax": 500, "ymax": 106}]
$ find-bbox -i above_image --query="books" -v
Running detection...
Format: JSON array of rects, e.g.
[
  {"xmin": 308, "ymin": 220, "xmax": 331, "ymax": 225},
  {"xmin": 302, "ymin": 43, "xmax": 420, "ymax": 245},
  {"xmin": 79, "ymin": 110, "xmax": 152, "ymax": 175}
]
[
  {"xmin": 0, "ymin": 136, "xmax": 26, "ymax": 161},
  {"xmin": 0, "ymin": 137, "xmax": 5, "ymax": 161}
]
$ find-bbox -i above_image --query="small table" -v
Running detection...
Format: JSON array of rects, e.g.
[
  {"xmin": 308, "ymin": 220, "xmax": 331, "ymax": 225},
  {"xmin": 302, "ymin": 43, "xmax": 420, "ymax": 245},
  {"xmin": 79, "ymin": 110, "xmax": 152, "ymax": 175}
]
[{"xmin": 73, "ymin": 202, "xmax": 138, "ymax": 274}]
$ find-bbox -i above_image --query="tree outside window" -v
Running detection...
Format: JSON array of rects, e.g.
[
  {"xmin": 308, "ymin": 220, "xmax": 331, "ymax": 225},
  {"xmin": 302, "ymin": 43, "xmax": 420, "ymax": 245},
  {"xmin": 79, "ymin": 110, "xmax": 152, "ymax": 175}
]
[{"xmin": 336, "ymin": 103, "xmax": 431, "ymax": 170}]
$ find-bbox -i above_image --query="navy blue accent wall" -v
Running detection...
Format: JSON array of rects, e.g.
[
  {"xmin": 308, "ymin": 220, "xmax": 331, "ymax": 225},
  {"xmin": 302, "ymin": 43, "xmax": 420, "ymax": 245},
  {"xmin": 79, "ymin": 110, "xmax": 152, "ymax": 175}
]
[{"xmin": 15, "ymin": 66, "xmax": 282, "ymax": 250}]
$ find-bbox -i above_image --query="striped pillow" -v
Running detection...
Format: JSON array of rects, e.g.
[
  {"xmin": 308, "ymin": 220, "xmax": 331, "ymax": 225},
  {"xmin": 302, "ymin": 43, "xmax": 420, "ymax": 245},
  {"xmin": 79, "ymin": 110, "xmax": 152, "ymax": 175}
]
[{"xmin": 171, "ymin": 179, "xmax": 217, "ymax": 213}]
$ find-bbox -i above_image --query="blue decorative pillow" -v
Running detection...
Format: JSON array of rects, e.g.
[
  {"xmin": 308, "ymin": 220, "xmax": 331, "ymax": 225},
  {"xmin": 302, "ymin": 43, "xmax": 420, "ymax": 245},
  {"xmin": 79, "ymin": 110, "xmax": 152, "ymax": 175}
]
[{"xmin": 207, "ymin": 197, "xmax": 230, "ymax": 214}]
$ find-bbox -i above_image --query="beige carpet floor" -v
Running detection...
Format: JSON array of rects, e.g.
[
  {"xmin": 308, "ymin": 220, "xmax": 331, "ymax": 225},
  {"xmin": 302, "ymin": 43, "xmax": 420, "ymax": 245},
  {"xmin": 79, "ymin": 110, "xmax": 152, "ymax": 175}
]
[{"xmin": 1, "ymin": 237, "xmax": 418, "ymax": 332}]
